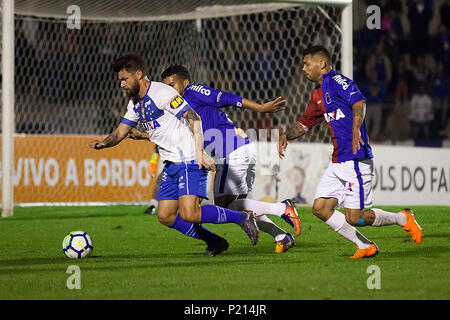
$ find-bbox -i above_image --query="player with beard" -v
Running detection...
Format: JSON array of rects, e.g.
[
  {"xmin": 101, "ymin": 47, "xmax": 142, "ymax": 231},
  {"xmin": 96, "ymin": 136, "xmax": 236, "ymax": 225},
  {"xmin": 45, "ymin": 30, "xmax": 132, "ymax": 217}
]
[{"xmin": 88, "ymin": 54, "xmax": 259, "ymax": 255}]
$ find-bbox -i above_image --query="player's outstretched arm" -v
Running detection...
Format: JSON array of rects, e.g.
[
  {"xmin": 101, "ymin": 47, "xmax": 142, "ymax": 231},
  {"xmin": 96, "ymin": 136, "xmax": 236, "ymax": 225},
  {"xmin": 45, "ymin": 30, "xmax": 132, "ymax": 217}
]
[
  {"xmin": 182, "ymin": 108, "xmax": 216, "ymax": 171},
  {"xmin": 278, "ymin": 122, "xmax": 306, "ymax": 159},
  {"xmin": 87, "ymin": 123, "xmax": 132, "ymax": 150},
  {"xmin": 352, "ymin": 100, "xmax": 366, "ymax": 154},
  {"xmin": 127, "ymin": 128, "xmax": 149, "ymax": 140},
  {"xmin": 242, "ymin": 96, "xmax": 286, "ymax": 113}
]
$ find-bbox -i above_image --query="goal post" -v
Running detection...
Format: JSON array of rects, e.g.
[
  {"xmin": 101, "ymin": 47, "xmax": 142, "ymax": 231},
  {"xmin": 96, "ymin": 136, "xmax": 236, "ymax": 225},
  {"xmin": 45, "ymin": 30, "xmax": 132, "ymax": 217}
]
[
  {"xmin": 341, "ymin": 0, "xmax": 353, "ymax": 78},
  {"xmin": 2, "ymin": 0, "xmax": 15, "ymax": 217},
  {"xmin": 1, "ymin": 0, "xmax": 353, "ymax": 213}
]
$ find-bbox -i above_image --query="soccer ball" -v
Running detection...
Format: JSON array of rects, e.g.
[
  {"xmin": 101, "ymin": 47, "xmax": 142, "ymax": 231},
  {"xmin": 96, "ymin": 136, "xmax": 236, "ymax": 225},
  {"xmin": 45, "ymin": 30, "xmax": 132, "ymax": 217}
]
[{"xmin": 62, "ymin": 231, "xmax": 93, "ymax": 259}]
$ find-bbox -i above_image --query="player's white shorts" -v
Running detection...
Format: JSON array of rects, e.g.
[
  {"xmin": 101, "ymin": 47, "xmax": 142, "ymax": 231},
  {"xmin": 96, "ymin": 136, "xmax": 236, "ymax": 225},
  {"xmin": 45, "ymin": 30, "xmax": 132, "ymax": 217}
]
[
  {"xmin": 314, "ymin": 158, "xmax": 374, "ymax": 209},
  {"xmin": 213, "ymin": 143, "xmax": 257, "ymax": 197}
]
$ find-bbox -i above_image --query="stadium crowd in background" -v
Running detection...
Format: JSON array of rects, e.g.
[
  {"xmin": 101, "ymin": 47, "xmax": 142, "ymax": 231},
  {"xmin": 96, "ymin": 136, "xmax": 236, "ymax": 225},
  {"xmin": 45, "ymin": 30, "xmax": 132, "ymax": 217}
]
[
  {"xmin": 354, "ymin": 0, "xmax": 450, "ymax": 146},
  {"xmin": 11, "ymin": 0, "xmax": 450, "ymax": 147}
]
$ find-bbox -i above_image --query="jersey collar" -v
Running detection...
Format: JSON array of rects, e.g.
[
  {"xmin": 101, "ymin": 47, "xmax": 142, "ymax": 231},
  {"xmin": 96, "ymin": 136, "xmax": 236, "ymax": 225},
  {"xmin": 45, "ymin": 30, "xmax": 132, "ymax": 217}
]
[
  {"xmin": 323, "ymin": 69, "xmax": 336, "ymax": 79},
  {"xmin": 184, "ymin": 84, "xmax": 192, "ymax": 95},
  {"xmin": 139, "ymin": 81, "xmax": 152, "ymax": 102}
]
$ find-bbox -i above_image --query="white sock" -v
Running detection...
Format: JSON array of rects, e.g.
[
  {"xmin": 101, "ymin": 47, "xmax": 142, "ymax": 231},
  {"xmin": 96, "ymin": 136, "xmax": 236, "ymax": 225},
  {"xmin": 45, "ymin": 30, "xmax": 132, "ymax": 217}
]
[
  {"xmin": 371, "ymin": 208, "xmax": 406, "ymax": 227},
  {"xmin": 255, "ymin": 215, "xmax": 287, "ymax": 241},
  {"xmin": 227, "ymin": 199, "xmax": 286, "ymax": 217},
  {"xmin": 325, "ymin": 210, "xmax": 372, "ymax": 249}
]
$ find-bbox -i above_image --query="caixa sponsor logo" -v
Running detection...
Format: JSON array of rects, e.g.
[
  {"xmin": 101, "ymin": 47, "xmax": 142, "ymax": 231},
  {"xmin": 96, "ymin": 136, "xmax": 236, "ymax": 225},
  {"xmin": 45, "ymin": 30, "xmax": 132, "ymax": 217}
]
[
  {"xmin": 324, "ymin": 108, "xmax": 346, "ymax": 122},
  {"xmin": 332, "ymin": 75, "xmax": 349, "ymax": 90},
  {"xmin": 189, "ymin": 85, "xmax": 211, "ymax": 96},
  {"xmin": 142, "ymin": 120, "xmax": 161, "ymax": 131}
]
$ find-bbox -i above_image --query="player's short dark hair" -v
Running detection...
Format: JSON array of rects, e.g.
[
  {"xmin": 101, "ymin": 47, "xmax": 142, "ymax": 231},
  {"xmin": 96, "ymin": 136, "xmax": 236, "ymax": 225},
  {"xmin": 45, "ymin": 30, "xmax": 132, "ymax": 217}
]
[
  {"xmin": 303, "ymin": 46, "xmax": 332, "ymax": 63},
  {"xmin": 161, "ymin": 65, "xmax": 190, "ymax": 82},
  {"xmin": 113, "ymin": 54, "xmax": 147, "ymax": 74}
]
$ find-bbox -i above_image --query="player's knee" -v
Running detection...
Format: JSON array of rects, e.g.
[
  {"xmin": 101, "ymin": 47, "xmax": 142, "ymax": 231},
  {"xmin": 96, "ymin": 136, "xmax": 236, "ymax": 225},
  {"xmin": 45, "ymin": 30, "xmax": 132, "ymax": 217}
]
[
  {"xmin": 345, "ymin": 215, "xmax": 359, "ymax": 226},
  {"xmin": 158, "ymin": 215, "xmax": 175, "ymax": 227},
  {"xmin": 344, "ymin": 211, "xmax": 362, "ymax": 226},
  {"xmin": 312, "ymin": 203, "xmax": 320, "ymax": 215},
  {"xmin": 158, "ymin": 214, "xmax": 174, "ymax": 227},
  {"xmin": 312, "ymin": 202, "xmax": 329, "ymax": 221},
  {"xmin": 157, "ymin": 209, "xmax": 176, "ymax": 227},
  {"xmin": 312, "ymin": 198, "xmax": 338, "ymax": 221},
  {"xmin": 179, "ymin": 207, "xmax": 201, "ymax": 224}
]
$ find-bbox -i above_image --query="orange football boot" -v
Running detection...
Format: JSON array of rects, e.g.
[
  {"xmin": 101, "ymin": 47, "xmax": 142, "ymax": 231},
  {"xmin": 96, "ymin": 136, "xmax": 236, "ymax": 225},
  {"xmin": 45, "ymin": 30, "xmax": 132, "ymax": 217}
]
[
  {"xmin": 400, "ymin": 208, "xmax": 423, "ymax": 244},
  {"xmin": 349, "ymin": 242, "xmax": 379, "ymax": 259},
  {"xmin": 281, "ymin": 199, "xmax": 301, "ymax": 236}
]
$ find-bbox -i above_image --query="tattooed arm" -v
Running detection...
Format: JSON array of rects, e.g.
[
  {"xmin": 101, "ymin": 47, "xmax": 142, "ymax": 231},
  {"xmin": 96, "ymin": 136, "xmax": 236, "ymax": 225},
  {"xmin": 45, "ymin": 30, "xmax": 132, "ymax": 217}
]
[
  {"xmin": 278, "ymin": 122, "xmax": 306, "ymax": 159},
  {"xmin": 88, "ymin": 123, "xmax": 131, "ymax": 150},
  {"xmin": 351, "ymin": 100, "xmax": 366, "ymax": 155},
  {"xmin": 182, "ymin": 108, "xmax": 216, "ymax": 171},
  {"xmin": 127, "ymin": 128, "xmax": 149, "ymax": 140},
  {"xmin": 285, "ymin": 122, "xmax": 307, "ymax": 140}
]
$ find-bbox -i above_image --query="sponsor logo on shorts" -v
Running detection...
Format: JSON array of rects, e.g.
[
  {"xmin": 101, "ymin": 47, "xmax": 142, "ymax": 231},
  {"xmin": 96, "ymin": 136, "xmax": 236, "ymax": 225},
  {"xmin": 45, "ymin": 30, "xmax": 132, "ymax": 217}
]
[{"xmin": 346, "ymin": 182, "xmax": 354, "ymax": 192}]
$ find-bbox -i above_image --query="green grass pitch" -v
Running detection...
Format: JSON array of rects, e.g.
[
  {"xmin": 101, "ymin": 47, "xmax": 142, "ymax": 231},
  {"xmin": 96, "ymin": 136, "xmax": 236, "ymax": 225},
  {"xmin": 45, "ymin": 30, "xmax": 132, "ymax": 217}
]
[{"xmin": 0, "ymin": 205, "xmax": 449, "ymax": 300}]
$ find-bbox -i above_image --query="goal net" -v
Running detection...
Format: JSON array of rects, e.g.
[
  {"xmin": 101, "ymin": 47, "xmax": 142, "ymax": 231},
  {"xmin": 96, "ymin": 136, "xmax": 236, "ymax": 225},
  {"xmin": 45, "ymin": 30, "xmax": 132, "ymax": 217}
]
[{"xmin": 1, "ymin": 0, "xmax": 349, "ymax": 206}]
